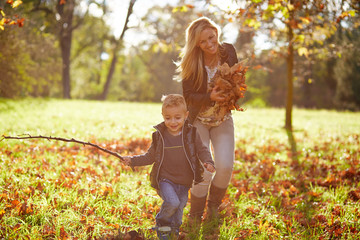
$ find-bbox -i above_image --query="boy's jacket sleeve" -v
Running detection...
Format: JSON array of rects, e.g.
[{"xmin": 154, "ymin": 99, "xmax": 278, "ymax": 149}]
[
  {"xmin": 194, "ymin": 130, "xmax": 214, "ymax": 166},
  {"xmin": 130, "ymin": 132, "xmax": 156, "ymax": 167}
]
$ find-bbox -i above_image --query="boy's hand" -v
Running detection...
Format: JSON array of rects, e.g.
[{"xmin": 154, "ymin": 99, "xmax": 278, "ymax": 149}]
[
  {"xmin": 122, "ymin": 157, "xmax": 131, "ymax": 166},
  {"xmin": 204, "ymin": 163, "xmax": 215, "ymax": 173}
]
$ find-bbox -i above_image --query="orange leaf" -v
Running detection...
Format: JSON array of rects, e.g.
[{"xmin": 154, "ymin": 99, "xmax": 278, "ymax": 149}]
[
  {"xmin": 59, "ymin": 227, "xmax": 69, "ymax": 240},
  {"xmin": 0, "ymin": 193, "xmax": 8, "ymax": 201},
  {"xmin": 308, "ymin": 191, "xmax": 322, "ymax": 197},
  {"xmin": 0, "ymin": 209, "xmax": 5, "ymax": 218},
  {"xmin": 11, "ymin": 199, "xmax": 21, "ymax": 208},
  {"xmin": 18, "ymin": 202, "xmax": 34, "ymax": 215},
  {"xmin": 17, "ymin": 18, "xmax": 24, "ymax": 27},
  {"xmin": 252, "ymin": 65, "xmax": 263, "ymax": 70}
]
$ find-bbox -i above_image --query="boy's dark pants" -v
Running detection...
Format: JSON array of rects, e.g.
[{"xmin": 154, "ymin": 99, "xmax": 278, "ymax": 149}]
[{"xmin": 156, "ymin": 179, "xmax": 190, "ymax": 235}]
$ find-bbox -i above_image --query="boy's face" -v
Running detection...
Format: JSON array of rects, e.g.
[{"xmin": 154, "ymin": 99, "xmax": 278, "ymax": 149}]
[{"xmin": 162, "ymin": 105, "xmax": 189, "ymax": 136}]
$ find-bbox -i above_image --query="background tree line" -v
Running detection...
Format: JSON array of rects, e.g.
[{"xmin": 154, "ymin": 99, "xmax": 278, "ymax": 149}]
[{"xmin": 0, "ymin": 0, "xmax": 359, "ymax": 112}]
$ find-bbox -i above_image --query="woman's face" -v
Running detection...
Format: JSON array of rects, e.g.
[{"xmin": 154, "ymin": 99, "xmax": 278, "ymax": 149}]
[{"xmin": 198, "ymin": 28, "xmax": 218, "ymax": 56}]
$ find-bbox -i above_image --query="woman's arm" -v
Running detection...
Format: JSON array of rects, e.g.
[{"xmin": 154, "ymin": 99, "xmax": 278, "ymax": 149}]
[
  {"xmin": 223, "ymin": 43, "xmax": 238, "ymax": 67},
  {"xmin": 182, "ymin": 79, "xmax": 213, "ymax": 108}
]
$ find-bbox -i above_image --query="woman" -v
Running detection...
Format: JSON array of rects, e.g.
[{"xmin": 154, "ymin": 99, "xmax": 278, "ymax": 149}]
[{"xmin": 176, "ymin": 16, "xmax": 238, "ymax": 221}]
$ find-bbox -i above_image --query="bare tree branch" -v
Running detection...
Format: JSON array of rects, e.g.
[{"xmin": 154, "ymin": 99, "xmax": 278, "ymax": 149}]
[
  {"xmin": 30, "ymin": 0, "xmax": 54, "ymax": 15},
  {"xmin": 71, "ymin": 3, "xmax": 90, "ymax": 31},
  {"xmin": 1, "ymin": 134, "xmax": 124, "ymax": 161}
]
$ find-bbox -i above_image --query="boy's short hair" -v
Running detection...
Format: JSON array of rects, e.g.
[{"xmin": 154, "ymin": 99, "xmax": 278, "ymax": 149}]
[{"xmin": 161, "ymin": 94, "xmax": 187, "ymax": 111}]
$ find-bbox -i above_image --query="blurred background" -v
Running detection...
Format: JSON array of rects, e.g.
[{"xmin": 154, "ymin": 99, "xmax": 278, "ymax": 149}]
[{"xmin": 0, "ymin": 0, "xmax": 359, "ymax": 110}]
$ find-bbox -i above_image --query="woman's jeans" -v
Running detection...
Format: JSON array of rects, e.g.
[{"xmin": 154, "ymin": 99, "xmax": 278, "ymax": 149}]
[
  {"xmin": 156, "ymin": 179, "xmax": 190, "ymax": 230},
  {"xmin": 192, "ymin": 117, "xmax": 235, "ymax": 197}
]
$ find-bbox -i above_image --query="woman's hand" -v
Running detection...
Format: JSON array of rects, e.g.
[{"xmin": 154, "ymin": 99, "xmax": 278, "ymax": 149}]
[
  {"xmin": 210, "ymin": 86, "xmax": 225, "ymax": 102},
  {"xmin": 204, "ymin": 163, "xmax": 216, "ymax": 173}
]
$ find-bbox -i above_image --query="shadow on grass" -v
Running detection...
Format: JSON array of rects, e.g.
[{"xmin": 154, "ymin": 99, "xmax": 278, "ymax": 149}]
[
  {"xmin": 182, "ymin": 216, "xmax": 222, "ymax": 240},
  {"xmin": 286, "ymin": 128, "xmax": 300, "ymax": 167},
  {"xmin": 99, "ymin": 229, "xmax": 145, "ymax": 240}
]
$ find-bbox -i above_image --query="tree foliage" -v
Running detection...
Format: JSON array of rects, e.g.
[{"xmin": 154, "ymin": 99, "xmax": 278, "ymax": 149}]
[
  {"xmin": 0, "ymin": 16, "xmax": 61, "ymax": 98},
  {"xmin": 0, "ymin": 0, "xmax": 24, "ymax": 30},
  {"xmin": 333, "ymin": 26, "xmax": 360, "ymax": 110},
  {"xmin": 0, "ymin": 0, "xmax": 359, "ymax": 112},
  {"xmin": 222, "ymin": 0, "xmax": 359, "ymax": 128},
  {"xmin": 71, "ymin": 14, "xmax": 111, "ymax": 99}
]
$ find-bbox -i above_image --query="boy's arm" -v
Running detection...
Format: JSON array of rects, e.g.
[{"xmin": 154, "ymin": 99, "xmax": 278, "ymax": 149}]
[{"xmin": 125, "ymin": 132, "xmax": 157, "ymax": 167}]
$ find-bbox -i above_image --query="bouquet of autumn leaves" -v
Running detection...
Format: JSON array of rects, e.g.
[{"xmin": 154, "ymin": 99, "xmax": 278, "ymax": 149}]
[{"xmin": 209, "ymin": 61, "xmax": 248, "ymax": 111}]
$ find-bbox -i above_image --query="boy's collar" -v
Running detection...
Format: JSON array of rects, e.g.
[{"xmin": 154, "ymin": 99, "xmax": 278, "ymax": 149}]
[{"xmin": 165, "ymin": 128, "xmax": 182, "ymax": 136}]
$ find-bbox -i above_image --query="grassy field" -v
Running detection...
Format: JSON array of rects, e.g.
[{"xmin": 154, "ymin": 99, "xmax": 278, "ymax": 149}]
[{"xmin": 0, "ymin": 98, "xmax": 360, "ymax": 239}]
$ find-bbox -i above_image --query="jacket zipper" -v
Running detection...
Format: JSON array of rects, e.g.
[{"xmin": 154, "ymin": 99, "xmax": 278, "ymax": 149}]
[
  {"xmin": 181, "ymin": 124, "xmax": 196, "ymax": 181},
  {"xmin": 154, "ymin": 126, "xmax": 165, "ymax": 188}
]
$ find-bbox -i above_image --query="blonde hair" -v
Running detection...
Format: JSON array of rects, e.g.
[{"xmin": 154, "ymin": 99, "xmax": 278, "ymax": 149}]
[
  {"xmin": 175, "ymin": 17, "xmax": 221, "ymax": 90},
  {"xmin": 161, "ymin": 94, "xmax": 187, "ymax": 111}
]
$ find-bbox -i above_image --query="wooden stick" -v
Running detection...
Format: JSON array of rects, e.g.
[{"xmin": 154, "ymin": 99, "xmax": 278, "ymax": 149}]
[{"xmin": 1, "ymin": 134, "xmax": 124, "ymax": 161}]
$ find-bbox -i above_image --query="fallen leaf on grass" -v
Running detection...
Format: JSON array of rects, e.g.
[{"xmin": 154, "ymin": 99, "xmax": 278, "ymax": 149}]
[
  {"xmin": 234, "ymin": 229, "xmax": 253, "ymax": 239},
  {"xmin": 18, "ymin": 201, "xmax": 34, "ymax": 215},
  {"xmin": 245, "ymin": 206, "xmax": 259, "ymax": 216},
  {"xmin": 307, "ymin": 191, "xmax": 322, "ymax": 198},
  {"xmin": 60, "ymin": 227, "xmax": 69, "ymax": 240},
  {"xmin": 348, "ymin": 189, "xmax": 360, "ymax": 201}
]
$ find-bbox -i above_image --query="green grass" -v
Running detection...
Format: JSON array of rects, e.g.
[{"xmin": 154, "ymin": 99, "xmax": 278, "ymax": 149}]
[{"xmin": 1, "ymin": 98, "xmax": 360, "ymax": 239}]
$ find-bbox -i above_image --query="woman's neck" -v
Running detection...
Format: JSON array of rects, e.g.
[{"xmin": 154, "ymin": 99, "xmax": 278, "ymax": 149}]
[{"xmin": 204, "ymin": 53, "xmax": 219, "ymax": 68}]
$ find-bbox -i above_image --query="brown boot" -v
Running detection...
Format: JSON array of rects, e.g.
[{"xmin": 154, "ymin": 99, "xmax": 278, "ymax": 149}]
[
  {"xmin": 189, "ymin": 193, "xmax": 207, "ymax": 223},
  {"xmin": 206, "ymin": 184, "xmax": 227, "ymax": 219}
]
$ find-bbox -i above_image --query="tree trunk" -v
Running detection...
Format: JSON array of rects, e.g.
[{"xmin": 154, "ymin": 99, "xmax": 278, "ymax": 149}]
[
  {"xmin": 58, "ymin": 0, "xmax": 75, "ymax": 99},
  {"xmin": 60, "ymin": 30, "xmax": 72, "ymax": 99},
  {"xmin": 100, "ymin": 0, "xmax": 136, "ymax": 100},
  {"xmin": 285, "ymin": 7, "xmax": 297, "ymax": 162},
  {"xmin": 100, "ymin": 50, "xmax": 118, "ymax": 100},
  {"xmin": 285, "ymin": 23, "xmax": 294, "ymax": 131}
]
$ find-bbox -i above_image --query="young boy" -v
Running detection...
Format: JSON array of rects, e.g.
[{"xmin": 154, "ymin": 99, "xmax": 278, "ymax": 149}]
[{"xmin": 123, "ymin": 94, "xmax": 215, "ymax": 239}]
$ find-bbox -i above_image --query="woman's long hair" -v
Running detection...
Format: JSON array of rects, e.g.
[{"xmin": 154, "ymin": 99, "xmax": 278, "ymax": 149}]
[{"xmin": 175, "ymin": 17, "xmax": 221, "ymax": 90}]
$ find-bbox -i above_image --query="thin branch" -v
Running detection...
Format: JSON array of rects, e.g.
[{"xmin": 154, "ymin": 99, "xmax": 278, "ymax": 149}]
[
  {"xmin": 1, "ymin": 134, "xmax": 124, "ymax": 161},
  {"xmin": 117, "ymin": 0, "xmax": 136, "ymax": 42},
  {"xmin": 30, "ymin": 6, "xmax": 54, "ymax": 15},
  {"xmin": 71, "ymin": 40, "xmax": 97, "ymax": 62},
  {"xmin": 71, "ymin": 3, "xmax": 90, "ymax": 31}
]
